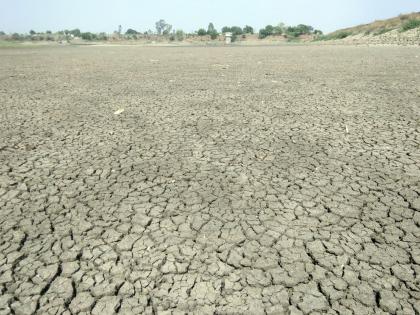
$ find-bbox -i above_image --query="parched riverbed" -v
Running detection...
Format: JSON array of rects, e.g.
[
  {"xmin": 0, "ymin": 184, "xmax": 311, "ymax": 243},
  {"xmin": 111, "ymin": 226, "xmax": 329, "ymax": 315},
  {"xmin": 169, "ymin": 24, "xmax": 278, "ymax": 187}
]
[{"xmin": 0, "ymin": 45, "xmax": 419, "ymax": 314}]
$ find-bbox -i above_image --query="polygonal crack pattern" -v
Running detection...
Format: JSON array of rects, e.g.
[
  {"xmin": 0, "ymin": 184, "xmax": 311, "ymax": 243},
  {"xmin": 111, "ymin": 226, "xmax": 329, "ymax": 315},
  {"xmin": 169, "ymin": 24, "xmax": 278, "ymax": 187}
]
[{"xmin": 0, "ymin": 45, "xmax": 419, "ymax": 315}]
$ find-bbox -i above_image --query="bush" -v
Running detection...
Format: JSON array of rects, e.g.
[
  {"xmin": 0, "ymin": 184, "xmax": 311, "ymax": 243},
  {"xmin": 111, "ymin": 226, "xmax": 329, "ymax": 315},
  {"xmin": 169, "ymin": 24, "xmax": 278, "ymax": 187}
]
[
  {"xmin": 197, "ymin": 28, "xmax": 207, "ymax": 36},
  {"xmin": 373, "ymin": 28, "xmax": 392, "ymax": 36},
  {"xmin": 314, "ymin": 31, "xmax": 351, "ymax": 41},
  {"xmin": 334, "ymin": 31, "xmax": 351, "ymax": 39},
  {"xmin": 401, "ymin": 19, "xmax": 420, "ymax": 32}
]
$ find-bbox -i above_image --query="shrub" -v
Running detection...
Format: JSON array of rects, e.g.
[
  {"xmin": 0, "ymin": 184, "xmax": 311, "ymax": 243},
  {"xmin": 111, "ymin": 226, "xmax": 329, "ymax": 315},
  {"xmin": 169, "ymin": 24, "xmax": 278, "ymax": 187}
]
[
  {"xmin": 197, "ymin": 28, "xmax": 207, "ymax": 36},
  {"xmin": 334, "ymin": 31, "xmax": 351, "ymax": 39},
  {"xmin": 401, "ymin": 19, "xmax": 420, "ymax": 32}
]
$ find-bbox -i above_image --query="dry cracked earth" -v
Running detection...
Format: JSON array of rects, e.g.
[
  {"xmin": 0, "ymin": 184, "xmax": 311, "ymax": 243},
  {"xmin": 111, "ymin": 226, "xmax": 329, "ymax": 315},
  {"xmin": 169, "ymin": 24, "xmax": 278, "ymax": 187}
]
[{"xmin": 0, "ymin": 45, "xmax": 420, "ymax": 315}]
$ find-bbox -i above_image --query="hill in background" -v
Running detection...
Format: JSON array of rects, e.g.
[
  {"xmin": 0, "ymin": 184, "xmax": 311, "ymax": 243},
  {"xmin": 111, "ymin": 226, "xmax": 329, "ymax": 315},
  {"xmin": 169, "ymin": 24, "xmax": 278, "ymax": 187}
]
[{"xmin": 320, "ymin": 12, "xmax": 420, "ymax": 45}]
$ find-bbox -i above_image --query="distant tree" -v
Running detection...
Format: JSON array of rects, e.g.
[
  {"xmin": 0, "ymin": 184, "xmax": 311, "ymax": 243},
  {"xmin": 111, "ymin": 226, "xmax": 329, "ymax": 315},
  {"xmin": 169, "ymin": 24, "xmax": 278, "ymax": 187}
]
[
  {"xmin": 221, "ymin": 26, "xmax": 231, "ymax": 33},
  {"xmin": 81, "ymin": 32, "xmax": 97, "ymax": 40},
  {"xmin": 162, "ymin": 24, "xmax": 172, "ymax": 35},
  {"xmin": 230, "ymin": 26, "xmax": 243, "ymax": 35},
  {"xmin": 175, "ymin": 29, "xmax": 185, "ymax": 41},
  {"xmin": 197, "ymin": 28, "xmax": 207, "ymax": 36},
  {"xmin": 69, "ymin": 29, "xmax": 81, "ymax": 37},
  {"xmin": 46, "ymin": 30, "xmax": 52, "ymax": 34},
  {"xmin": 118, "ymin": 25, "xmax": 122, "ymax": 35},
  {"xmin": 0, "ymin": 31, "xmax": 5, "ymax": 36},
  {"xmin": 29, "ymin": 30, "xmax": 36, "ymax": 35},
  {"xmin": 155, "ymin": 19, "xmax": 172, "ymax": 35},
  {"xmin": 207, "ymin": 23, "xmax": 216, "ymax": 34},
  {"xmin": 125, "ymin": 28, "xmax": 139, "ymax": 35},
  {"xmin": 285, "ymin": 24, "xmax": 314, "ymax": 37},
  {"xmin": 243, "ymin": 25, "xmax": 254, "ymax": 34},
  {"xmin": 259, "ymin": 25, "xmax": 274, "ymax": 39},
  {"xmin": 11, "ymin": 33, "xmax": 22, "ymax": 40},
  {"xmin": 314, "ymin": 29, "xmax": 323, "ymax": 35},
  {"xmin": 273, "ymin": 23, "xmax": 286, "ymax": 35},
  {"xmin": 97, "ymin": 32, "xmax": 108, "ymax": 40},
  {"xmin": 206, "ymin": 23, "xmax": 218, "ymax": 39}
]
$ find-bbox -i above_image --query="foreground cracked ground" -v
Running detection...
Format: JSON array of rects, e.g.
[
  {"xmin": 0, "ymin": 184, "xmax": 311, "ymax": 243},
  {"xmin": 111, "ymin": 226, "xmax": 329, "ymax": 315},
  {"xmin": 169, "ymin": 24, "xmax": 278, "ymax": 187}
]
[{"xmin": 0, "ymin": 45, "xmax": 419, "ymax": 314}]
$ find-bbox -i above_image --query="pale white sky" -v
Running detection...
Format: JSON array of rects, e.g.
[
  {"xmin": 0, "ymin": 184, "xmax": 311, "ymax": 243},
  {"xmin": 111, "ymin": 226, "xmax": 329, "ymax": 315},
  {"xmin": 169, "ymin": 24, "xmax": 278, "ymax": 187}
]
[{"xmin": 1, "ymin": 0, "xmax": 419, "ymax": 34}]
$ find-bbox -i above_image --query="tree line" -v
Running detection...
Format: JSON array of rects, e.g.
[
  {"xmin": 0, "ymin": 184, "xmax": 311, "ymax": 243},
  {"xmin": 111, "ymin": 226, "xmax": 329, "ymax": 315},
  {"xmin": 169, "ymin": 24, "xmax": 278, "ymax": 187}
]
[{"xmin": 0, "ymin": 20, "xmax": 322, "ymax": 42}]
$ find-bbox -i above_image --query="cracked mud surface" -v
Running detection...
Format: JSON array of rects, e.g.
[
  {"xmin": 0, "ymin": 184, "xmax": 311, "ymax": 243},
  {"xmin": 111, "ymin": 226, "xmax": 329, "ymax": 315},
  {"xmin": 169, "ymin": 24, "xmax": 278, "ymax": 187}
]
[{"xmin": 0, "ymin": 45, "xmax": 419, "ymax": 315}]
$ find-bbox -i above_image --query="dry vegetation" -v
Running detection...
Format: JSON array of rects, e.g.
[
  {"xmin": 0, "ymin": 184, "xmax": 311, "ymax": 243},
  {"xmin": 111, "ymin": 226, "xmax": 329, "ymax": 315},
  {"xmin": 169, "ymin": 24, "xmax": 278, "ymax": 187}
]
[{"xmin": 328, "ymin": 12, "xmax": 420, "ymax": 37}]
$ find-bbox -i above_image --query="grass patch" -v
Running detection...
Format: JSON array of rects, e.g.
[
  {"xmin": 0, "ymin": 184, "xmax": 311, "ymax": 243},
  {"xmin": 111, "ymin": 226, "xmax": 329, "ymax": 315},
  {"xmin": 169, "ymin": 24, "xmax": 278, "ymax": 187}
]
[
  {"xmin": 401, "ymin": 19, "xmax": 420, "ymax": 32},
  {"xmin": 373, "ymin": 28, "xmax": 393, "ymax": 36},
  {"xmin": 315, "ymin": 31, "xmax": 352, "ymax": 41}
]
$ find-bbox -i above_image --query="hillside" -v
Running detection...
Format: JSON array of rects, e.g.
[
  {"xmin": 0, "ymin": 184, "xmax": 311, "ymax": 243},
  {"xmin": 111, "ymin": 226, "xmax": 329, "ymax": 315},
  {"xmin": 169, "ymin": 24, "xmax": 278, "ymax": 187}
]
[
  {"xmin": 321, "ymin": 12, "xmax": 420, "ymax": 45},
  {"xmin": 331, "ymin": 12, "xmax": 420, "ymax": 36}
]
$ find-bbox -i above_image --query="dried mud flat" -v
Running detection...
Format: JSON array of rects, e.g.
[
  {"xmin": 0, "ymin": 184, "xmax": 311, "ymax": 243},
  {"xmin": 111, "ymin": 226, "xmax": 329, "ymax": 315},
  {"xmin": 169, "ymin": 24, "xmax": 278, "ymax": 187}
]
[{"xmin": 0, "ymin": 45, "xmax": 419, "ymax": 315}]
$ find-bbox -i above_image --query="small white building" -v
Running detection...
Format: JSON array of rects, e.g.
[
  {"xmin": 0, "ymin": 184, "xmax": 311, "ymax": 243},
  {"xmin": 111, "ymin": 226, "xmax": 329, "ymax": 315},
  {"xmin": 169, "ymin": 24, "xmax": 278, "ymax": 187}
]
[{"xmin": 225, "ymin": 32, "xmax": 232, "ymax": 44}]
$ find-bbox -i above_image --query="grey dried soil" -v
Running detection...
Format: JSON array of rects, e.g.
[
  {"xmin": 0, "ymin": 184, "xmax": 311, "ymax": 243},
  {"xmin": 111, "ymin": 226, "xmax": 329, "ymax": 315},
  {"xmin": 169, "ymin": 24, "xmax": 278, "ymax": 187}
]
[{"xmin": 0, "ymin": 45, "xmax": 419, "ymax": 314}]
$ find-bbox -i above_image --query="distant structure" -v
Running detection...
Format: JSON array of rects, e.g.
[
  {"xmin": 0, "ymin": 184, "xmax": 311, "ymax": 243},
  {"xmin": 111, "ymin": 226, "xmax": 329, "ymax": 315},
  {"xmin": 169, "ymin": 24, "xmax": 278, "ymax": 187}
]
[{"xmin": 225, "ymin": 32, "xmax": 232, "ymax": 44}]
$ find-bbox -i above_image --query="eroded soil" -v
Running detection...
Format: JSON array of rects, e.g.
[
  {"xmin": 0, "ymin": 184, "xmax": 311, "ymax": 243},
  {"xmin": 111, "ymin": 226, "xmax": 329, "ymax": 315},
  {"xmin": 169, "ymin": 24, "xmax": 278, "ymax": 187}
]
[{"xmin": 0, "ymin": 45, "xmax": 419, "ymax": 314}]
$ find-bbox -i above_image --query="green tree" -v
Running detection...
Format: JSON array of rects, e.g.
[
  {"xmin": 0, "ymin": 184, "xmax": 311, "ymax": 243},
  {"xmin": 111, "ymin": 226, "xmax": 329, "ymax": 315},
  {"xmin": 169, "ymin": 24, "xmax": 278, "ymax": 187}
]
[
  {"xmin": 273, "ymin": 23, "xmax": 286, "ymax": 35},
  {"xmin": 207, "ymin": 23, "xmax": 216, "ymax": 34},
  {"xmin": 97, "ymin": 32, "xmax": 108, "ymax": 40},
  {"xmin": 29, "ymin": 30, "xmax": 36, "ymax": 35},
  {"xmin": 11, "ymin": 33, "xmax": 22, "ymax": 40},
  {"xmin": 0, "ymin": 31, "xmax": 5, "ymax": 36},
  {"xmin": 81, "ymin": 32, "xmax": 97, "ymax": 40},
  {"xmin": 221, "ymin": 26, "xmax": 231, "ymax": 33},
  {"xmin": 126, "ymin": 28, "xmax": 139, "ymax": 35},
  {"xmin": 259, "ymin": 25, "xmax": 274, "ymax": 39},
  {"xmin": 197, "ymin": 28, "xmax": 207, "ymax": 36},
  {"xmin": 175, "ymin": 29, "xmax": 185, "ymax": 41},
  {"xmin": 155, "ymin": 19, "xmax": 172, "ymax": 35},
  {"xmin": 207, "ymin": 23, "xmax": 218, "ymax": 39},
  {"xmin": 230, "ymin": 26, "xmax": 243, "ymax": 35},
  {"xmin": 243, "ymin": 25, "xmax": 254, "ymax": 34},
  {"xmin": 69, "ymin": 29, "xmax": 81, "ymax": 37}
]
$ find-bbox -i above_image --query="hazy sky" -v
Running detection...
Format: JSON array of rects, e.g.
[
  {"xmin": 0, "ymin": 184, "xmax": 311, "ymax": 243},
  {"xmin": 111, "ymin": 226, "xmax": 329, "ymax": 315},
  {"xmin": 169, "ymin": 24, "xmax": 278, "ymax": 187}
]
[{"xmin": 1, "ymin": 0, "xmax": 419, "ymax": 34}]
